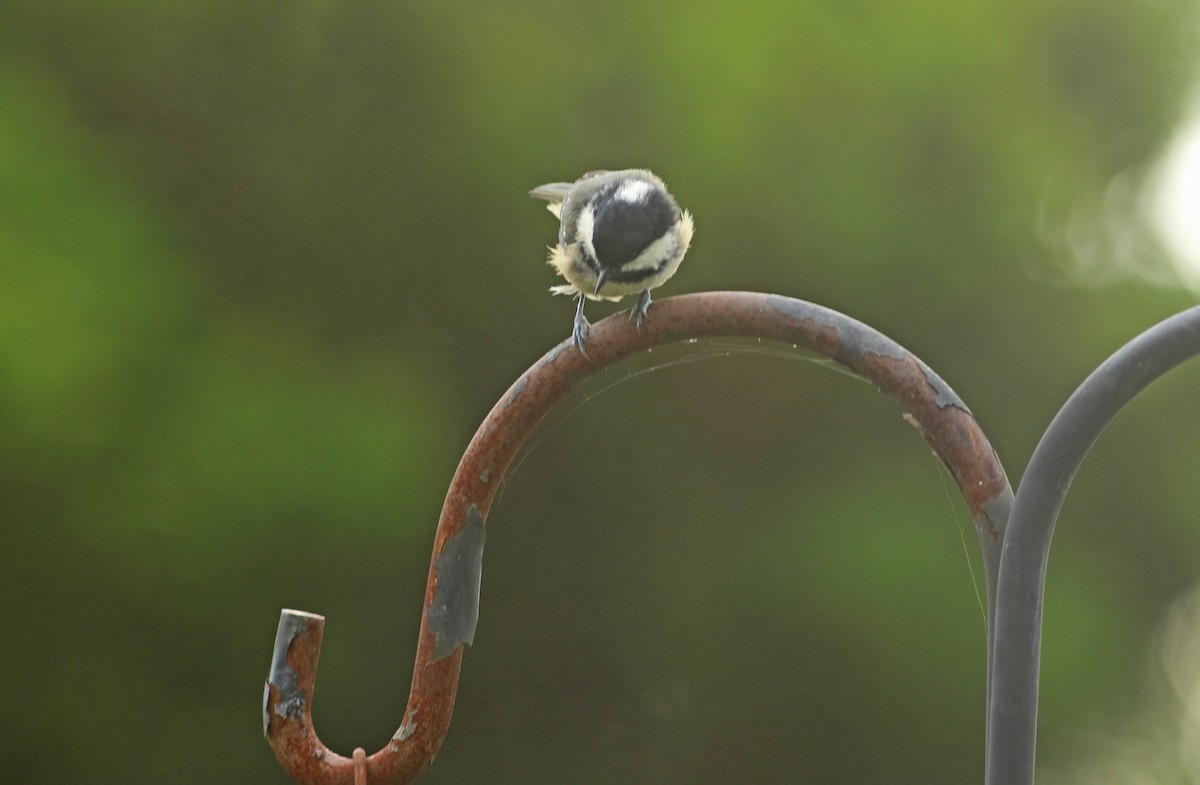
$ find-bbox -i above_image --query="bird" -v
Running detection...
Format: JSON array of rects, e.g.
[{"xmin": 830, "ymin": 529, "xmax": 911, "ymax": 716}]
[{"xmin": 530, "ymin": 169, "xmax": 694, "ymax": 354}]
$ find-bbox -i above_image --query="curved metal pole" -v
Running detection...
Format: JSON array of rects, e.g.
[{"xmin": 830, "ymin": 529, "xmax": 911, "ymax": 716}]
[
  {"xmin": 985, "ymin": 305, "xmax": 1200, "ymax": 785},
  {"xmin": 263, "ymin": 291, "xmax": 1013, "ymax": 785}
]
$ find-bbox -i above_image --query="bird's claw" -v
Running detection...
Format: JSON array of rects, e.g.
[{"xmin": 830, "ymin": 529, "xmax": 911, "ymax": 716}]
[
  {"xmin": 630, "ymin": 289, "xmax": 652, "ymax": 330},
  {"xmin": 572, "ymin": 310, "xmax": 591, "ymax": 356}
]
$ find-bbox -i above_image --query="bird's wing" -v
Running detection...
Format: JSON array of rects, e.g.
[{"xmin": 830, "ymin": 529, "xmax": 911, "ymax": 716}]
[
  {"xmin": 531, "ymin": 170, "xmax": 641, "ymax": 247},
  {"xmin": 552, "ymin": 171, "xmax": 624, "ymax": 248}
]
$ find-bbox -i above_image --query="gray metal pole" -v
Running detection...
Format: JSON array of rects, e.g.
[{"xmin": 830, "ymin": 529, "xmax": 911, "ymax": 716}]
[{"xmin": 986, "ymin": 305, "xmax": 1200, "ymax": 785}]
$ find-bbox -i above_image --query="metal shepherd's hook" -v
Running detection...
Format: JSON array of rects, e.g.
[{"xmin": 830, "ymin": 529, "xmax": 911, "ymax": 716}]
[
  {"xmin": 263, "ymin": 291, "xmax": 1014, "ymax": 785},
  {"xmin": 986, "ymin": 304, "xmax": 1200, "ymax": 785}
]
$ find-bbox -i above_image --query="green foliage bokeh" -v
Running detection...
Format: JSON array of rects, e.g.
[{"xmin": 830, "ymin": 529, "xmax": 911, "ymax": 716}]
[{"xmin": 1, "ymin": 1, "xmax": 1199, "ymax": 783}]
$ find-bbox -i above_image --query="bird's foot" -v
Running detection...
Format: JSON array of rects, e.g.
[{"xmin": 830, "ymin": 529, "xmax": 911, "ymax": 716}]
[
  {"xmin": 629, "ymin": 289, "xmax": 653, "ymax": 330},
  {"xmin": 572, "ymin": 298, "xmax": 591, "ymax": 356},
  {"xmin": 572, "ymin": 317, "xmax": 591, "ymax": 355}
]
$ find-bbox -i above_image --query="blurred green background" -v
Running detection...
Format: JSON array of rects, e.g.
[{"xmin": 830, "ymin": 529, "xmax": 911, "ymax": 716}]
[{"xmin": 3, "ymin": 0, "xmax": 1200, "ymax": 783}]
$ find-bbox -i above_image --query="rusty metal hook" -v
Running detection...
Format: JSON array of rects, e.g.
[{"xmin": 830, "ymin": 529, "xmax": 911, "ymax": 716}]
[{"xmin": 263, "ymin": 291, "xmax": 1013, "ymax": 784}]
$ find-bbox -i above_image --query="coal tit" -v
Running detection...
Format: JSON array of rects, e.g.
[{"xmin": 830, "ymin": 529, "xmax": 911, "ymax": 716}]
[{"xmin": 530, "ymin": 169, "xmax": 694, "ymax": 353}]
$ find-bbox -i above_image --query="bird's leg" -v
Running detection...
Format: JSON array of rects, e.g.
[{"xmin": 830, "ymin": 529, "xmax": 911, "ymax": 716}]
[
  {"xmin": 630, "ymin": 289, "xmax": 652, "ymax": 329},
  {"xmin": 572, "ymin": 293, "xmax": 590, "ymax": 355}
]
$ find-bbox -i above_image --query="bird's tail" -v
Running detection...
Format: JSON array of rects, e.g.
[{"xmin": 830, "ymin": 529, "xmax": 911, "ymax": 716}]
[{"xmin": 528, "ymin": 182, "xmax": 572, "ymax": 202}]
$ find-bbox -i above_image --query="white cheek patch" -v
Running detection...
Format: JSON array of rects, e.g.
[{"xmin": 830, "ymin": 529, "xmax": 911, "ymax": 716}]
[
  {"xmin": 574, "ymin": 203, "xmax": 598, "ymax": 264},
  {"xmin": 614, "ymin": 179, "xmax": 652, "ymax": 203},
  {"xmin": 621, "ymin": 230, "xmax": 679, "ymax": 272}
]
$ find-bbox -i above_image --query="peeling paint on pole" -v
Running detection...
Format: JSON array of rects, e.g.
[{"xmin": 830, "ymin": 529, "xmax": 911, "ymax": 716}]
[
  {"xmin": 265, "ymin": 610, "xmax": 315, "ymax": 733},
  {"xmin": 429, "ymin": 505, "xmax": 487, "ymax": 662}
]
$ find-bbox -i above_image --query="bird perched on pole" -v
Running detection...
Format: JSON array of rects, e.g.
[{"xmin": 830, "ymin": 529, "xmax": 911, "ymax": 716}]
[{"xmin": 530, "ymin": 169, "xmax": 694, "ymax": 354}]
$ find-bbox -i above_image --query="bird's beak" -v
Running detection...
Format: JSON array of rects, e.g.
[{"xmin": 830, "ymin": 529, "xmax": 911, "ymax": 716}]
[{"xmin": 593, "ymin": 269, "xmax": 608, "ymax": 295}]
